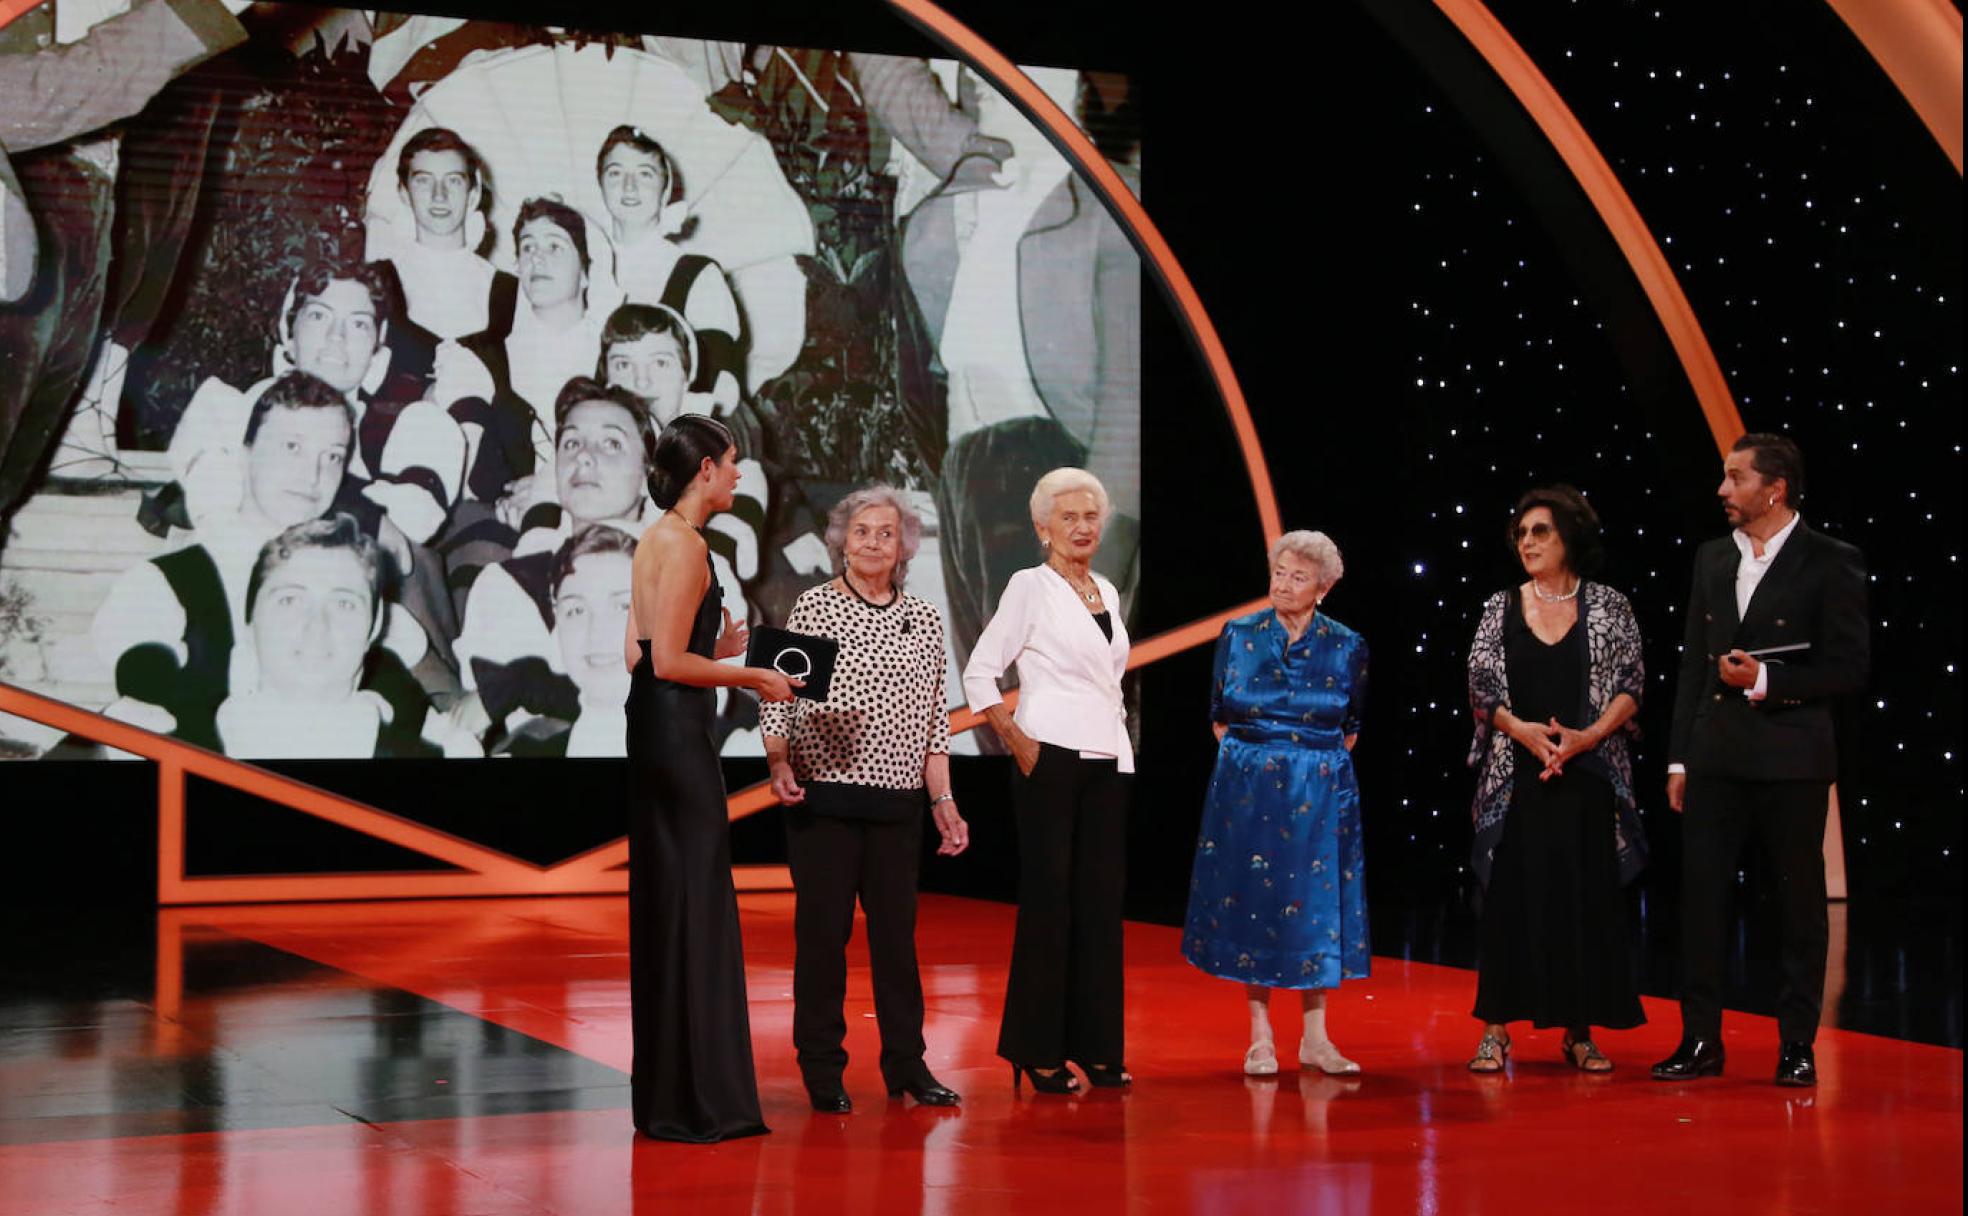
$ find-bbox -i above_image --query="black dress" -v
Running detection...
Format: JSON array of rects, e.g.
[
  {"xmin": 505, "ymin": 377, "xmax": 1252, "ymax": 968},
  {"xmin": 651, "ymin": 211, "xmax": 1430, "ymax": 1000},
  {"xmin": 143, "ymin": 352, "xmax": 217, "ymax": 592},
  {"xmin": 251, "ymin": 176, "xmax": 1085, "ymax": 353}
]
[
  {"xmin": 1472, "ymin": 596, "xmax": 1644, "ymax": 1031},
  {"xmin": 625, "ymin": 554, "xmax": 769, "ymax": 1141}
]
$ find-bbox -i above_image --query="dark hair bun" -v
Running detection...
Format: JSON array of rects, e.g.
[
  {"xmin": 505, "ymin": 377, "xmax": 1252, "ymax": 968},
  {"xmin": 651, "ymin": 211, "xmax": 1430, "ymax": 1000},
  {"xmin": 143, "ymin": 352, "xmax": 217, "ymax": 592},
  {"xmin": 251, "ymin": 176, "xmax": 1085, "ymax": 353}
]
[{"xmin": 647, "ymin": 414, "xmax": 734, "ymax": 509}]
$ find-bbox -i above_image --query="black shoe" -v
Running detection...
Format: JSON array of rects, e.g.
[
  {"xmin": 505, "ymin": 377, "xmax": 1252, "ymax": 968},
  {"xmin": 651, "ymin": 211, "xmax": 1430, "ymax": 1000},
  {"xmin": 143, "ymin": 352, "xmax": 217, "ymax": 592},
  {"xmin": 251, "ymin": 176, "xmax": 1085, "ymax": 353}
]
[
  {"xmin": 1650, "ymin": 1038, "xmax": 1726, "ymax": 1080},
  {"xmin": 888, "ymin": 1072, "xmax": 961, "ymax": 1106},
  {"xmin": 806, "ymin": 1083, "xmax": 853, "ymax": 1113},
  {"xmin": 1069, "ymin": 1060, "xmax": 1133, "ymax": 1088},
  {"xmin": 1010, "ymin": 1063, "xmax": 1080, "ymax": 1094},
  {"xmin": 1774, "ymin": 1041, "xmax": 1817, "ymax": 1087}
]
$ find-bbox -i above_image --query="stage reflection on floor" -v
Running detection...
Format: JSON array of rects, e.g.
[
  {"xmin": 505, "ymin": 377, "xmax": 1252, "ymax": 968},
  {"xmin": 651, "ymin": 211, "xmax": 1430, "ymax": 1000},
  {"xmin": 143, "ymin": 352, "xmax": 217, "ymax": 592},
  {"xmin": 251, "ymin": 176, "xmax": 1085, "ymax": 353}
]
[
  {"xmin": 1369, "ymin": 883, "xmax": 1963, "ymax": 1050},
  {"xmin": 0, "ymin": 895, "xmax": 1960, "ymax": 1214}
]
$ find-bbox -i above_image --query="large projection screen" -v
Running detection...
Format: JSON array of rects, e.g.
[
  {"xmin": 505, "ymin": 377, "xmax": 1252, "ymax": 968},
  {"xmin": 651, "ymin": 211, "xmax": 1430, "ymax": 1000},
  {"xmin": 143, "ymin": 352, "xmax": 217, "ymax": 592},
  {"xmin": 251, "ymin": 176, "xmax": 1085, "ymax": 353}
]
[{"xmin": 0, "ymin": 8, "xmax": 1140, "ymax": 764}]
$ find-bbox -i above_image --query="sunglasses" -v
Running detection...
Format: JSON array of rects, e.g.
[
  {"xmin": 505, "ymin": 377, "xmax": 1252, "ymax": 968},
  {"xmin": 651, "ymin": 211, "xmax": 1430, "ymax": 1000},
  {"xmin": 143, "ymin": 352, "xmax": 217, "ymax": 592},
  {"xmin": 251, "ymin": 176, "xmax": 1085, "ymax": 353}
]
[{"xmin": 1512, "ymin": 521, "xmax": 1556, "ymax": 543}]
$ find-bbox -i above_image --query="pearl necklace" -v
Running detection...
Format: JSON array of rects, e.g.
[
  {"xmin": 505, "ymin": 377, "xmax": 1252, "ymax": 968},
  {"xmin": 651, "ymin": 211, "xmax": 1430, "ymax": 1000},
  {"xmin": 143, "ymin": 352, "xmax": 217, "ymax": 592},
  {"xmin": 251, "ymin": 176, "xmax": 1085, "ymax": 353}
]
[{"xmin": 1531, "ymin": 577, "xmax": 1580, "ymax": 603}]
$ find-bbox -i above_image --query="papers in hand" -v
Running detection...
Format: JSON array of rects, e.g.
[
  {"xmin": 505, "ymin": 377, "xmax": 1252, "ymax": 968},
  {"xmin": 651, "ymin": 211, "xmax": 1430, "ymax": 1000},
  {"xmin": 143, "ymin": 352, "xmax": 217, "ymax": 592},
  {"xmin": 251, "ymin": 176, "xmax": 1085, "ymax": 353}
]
[{"xmin": 1743, "ymin": 642, "xmax": 1811, "ymax": 660}]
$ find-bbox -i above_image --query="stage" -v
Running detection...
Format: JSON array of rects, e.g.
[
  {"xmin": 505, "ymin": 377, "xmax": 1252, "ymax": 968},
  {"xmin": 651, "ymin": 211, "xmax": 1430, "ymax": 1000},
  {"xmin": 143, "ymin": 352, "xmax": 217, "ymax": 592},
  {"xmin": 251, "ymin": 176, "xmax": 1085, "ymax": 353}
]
[{"xmin": 0, "ymin": 894, "xmax": 1958, "ymax": 1214}]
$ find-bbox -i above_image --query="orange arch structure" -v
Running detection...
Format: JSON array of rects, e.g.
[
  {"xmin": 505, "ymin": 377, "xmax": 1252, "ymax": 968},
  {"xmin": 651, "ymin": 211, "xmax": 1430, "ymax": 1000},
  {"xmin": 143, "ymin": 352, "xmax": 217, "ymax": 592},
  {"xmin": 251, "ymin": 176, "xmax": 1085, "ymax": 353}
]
[
  {"xmin": 1824, "ymin": 0, "xmax": 1964, "ymax": 175},
  {"xmin": 1429, "ymin": 0, "xmax": 1747, "ymax": 452}
]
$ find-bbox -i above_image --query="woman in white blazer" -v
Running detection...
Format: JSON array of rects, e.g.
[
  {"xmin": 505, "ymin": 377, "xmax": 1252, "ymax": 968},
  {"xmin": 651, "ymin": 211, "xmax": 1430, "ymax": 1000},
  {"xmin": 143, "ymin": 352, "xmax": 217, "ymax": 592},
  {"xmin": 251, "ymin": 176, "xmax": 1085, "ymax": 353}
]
[{"xmin": 963, "ymin": 467, "xmax": 1132, "ymax": 1094}]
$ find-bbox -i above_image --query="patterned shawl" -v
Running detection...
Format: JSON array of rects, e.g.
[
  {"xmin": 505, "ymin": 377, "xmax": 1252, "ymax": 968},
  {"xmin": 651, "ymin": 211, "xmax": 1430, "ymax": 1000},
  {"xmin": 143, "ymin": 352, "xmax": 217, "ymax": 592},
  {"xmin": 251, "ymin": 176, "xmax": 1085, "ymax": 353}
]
[{"xmin": 1465, "ymin": 581, "xmax": 1649, "ymax": 887}]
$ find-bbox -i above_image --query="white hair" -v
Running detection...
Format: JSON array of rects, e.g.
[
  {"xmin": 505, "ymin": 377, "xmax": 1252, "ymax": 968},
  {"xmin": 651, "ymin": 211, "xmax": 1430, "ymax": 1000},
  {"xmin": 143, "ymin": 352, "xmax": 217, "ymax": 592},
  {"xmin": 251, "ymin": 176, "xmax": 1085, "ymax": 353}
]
[
  {"xmin": 1028, "ymin": 467, "xmax": 1110, "ymax": 528},
  {"xmin": 825, "ymin": 484, "xmax": 924, "ymax": 587},
  {"xmin": 1270, "ymin": 529, "xmax": 1344, "ymax": 591}
]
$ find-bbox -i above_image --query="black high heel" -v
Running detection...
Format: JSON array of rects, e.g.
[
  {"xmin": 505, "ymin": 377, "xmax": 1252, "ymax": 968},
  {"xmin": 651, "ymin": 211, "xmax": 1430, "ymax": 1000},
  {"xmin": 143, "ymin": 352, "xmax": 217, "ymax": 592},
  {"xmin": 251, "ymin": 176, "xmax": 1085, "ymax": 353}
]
[
  {"xmin": 1010, "ymin": 1063, "xmax": 1080, "ymax": 1094},
  {"xmin": 1069, "ymin": 1060, "xmax": 1133, "ymax": 1088}
]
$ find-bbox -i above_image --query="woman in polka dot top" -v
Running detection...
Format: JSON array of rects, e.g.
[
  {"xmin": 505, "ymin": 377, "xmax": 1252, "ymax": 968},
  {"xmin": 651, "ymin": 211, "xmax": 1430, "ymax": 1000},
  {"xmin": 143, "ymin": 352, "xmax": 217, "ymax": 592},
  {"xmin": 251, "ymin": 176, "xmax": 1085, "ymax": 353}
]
[{"xmin": 760, "ymin": 484, "xmax": 969, "ymax": 1114}]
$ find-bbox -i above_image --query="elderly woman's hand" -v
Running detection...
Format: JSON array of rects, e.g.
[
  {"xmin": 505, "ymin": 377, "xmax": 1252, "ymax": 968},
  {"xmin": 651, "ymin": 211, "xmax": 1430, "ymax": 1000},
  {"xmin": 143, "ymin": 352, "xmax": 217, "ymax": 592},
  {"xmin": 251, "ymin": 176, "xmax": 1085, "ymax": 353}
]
[
  {"xmin": 1009, "ymin": 728, "xmax": 1042, "ymax": 777},
  {"xmin": 933, "ymin": 800, "xmax": 969, "ymax": 855},
  {"xmin": 769, "ymin": 758, "xmax": 805, "ymax": 805}
]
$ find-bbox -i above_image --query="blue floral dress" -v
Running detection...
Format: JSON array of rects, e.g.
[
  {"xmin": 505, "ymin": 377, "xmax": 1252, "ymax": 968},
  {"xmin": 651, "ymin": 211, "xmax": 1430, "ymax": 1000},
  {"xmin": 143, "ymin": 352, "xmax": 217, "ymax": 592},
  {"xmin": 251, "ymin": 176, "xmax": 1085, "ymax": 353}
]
[{"xmin": 1182, "ymin": 609, "xmax": 1370, "ymax": 989}]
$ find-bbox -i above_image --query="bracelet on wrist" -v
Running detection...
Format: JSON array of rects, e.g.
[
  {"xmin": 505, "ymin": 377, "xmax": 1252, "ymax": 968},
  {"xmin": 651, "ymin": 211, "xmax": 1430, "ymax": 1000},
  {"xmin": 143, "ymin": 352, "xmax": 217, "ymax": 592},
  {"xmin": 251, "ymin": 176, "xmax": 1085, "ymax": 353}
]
[{"xmin": 930, "ymin": 793, "xmax": 955, "ymax": 807}]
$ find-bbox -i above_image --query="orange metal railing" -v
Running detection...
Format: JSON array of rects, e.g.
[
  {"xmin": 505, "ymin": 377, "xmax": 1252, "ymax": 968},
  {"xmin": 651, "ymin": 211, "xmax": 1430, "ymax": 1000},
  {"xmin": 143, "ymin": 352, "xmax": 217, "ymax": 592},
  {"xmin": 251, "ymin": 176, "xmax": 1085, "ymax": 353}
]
[{"xmin": 0, "ymin": 679, "xmax": 793, "ymax": 902}]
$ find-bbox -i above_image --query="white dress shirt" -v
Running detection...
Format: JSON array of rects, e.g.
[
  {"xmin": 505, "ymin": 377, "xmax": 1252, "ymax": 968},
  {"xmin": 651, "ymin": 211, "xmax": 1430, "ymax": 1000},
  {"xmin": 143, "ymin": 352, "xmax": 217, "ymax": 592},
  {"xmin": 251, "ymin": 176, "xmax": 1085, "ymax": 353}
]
[
  {"xmin": 1732, "ymin": 511, "xmax": 1801, "ymax": 701},
  {"xmin": 963, "ymin": 564, "xmax": 1132, "ymax": 772}
]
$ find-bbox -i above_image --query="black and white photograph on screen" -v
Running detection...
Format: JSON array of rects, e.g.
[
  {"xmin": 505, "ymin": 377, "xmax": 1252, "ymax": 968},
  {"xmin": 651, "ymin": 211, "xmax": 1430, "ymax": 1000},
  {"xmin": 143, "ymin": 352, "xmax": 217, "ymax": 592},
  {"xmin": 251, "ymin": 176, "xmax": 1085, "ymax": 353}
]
[{"xmin": 0, "ymin": 5, "xmax": 1141, "ymax": 761}]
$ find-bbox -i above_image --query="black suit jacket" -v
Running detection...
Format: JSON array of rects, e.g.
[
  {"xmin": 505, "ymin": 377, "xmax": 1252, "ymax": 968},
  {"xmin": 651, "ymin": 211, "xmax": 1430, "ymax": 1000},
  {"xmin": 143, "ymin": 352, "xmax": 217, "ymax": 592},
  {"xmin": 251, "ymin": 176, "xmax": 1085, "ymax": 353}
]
[{"xmin": 1668, "ymin": 520, "xmax": 1869, "ymax": 782}]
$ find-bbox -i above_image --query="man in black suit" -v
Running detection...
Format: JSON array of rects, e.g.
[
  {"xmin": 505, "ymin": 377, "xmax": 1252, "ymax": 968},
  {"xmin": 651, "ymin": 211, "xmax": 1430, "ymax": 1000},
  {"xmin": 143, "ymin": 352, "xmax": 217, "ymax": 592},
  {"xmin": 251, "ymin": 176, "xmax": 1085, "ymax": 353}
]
[{"xmin": 1654, "ymin": 433, "xmax": 1869, "ymax": 1087}]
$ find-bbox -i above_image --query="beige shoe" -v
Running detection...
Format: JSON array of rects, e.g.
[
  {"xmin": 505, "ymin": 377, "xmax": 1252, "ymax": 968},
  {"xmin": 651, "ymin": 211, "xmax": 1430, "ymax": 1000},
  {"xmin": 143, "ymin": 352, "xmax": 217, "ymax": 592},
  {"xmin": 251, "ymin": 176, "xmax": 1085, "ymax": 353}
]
[
  {"xmin": 1244, "ymin": 1040, "xmax": 1280, "ymax": 1076},
  {"xmin": 1300, "ymin": 1039, "xmax": 1361, "ymax": 1076}
]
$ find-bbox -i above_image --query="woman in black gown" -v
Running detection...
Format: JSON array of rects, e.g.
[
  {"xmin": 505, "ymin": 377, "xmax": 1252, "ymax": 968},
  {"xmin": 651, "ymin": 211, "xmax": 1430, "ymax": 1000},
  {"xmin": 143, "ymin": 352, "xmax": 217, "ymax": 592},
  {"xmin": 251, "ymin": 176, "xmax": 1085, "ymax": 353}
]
[
  {"xmin": 1463, "ymin": 486, "xmax": 1648, "ymax": 1074},
  {"xmin": 625, "ymin": 413, "xmax": 798, "ymax": 1141}
]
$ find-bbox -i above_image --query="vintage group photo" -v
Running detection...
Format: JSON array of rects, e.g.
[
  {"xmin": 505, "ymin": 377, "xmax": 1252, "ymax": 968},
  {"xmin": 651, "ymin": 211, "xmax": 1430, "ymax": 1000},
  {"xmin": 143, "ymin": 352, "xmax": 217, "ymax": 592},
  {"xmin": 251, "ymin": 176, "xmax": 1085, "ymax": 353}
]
[{"xmin": 0, "ymin": 6, "xmax": 1142, "ymax": 760}]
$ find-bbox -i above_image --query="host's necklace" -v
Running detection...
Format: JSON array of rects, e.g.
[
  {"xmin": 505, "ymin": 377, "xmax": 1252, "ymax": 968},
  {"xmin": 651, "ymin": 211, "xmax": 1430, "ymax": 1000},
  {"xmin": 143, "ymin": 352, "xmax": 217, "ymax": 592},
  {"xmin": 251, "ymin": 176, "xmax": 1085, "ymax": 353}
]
[{"xmin": 1531, "ymin": 577, "xmax": 1581, "ymax": 603}]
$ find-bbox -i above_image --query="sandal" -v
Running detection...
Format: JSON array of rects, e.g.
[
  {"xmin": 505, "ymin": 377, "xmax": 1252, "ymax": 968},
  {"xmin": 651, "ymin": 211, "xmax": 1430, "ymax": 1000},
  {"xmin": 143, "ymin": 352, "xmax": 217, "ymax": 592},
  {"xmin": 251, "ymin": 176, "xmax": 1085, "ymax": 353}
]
[
  {"xmin": 1468, "ymin": 1029, "xmax": 1510, "ymax": 1073},
  {"xmin": 1561, "ymin": 1034, "xmax": 1614, "ymax": 1073},
  {"xmin": 1244, "ymin": 1040, "xmax": 1279, "ymax": 1076},
  {"xmin": 1299, "ymin": 1039, "xmax": 1361, "ymax": 1076}
]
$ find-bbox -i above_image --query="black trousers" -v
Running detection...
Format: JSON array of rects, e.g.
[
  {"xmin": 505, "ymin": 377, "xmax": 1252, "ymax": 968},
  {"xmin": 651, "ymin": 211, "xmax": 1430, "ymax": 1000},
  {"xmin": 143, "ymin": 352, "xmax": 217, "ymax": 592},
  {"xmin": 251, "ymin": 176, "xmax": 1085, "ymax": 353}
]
[
  {"xmin": 784, "ymin": 809, "xmax": 928, "ymax": 1087},
  {"xmin": 1679, "ymin": 776, "xmax": 1831, "ymax": 1043},
  {"xmin": 998, "ymin": 744, "xmax": 1130, "ymax": 1067}
]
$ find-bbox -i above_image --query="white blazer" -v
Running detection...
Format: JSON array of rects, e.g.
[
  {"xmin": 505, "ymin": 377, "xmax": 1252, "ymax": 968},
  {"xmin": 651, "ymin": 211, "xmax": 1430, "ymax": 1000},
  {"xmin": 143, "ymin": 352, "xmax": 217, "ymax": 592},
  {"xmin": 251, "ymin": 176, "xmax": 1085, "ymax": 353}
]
[{"xmin": 963, "ymin": 565, "xmax": 1132, "ymax": 772}]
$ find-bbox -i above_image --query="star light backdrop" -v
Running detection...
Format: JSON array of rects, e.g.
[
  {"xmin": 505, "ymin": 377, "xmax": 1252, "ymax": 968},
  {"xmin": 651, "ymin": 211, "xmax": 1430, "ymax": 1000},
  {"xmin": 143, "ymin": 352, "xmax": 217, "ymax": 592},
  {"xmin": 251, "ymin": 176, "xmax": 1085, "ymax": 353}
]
[
  {"xmin": 1116, "ymin": 0, "xmax": 1960, "ymax": 922},
  {"xmin": 1470, "ymin": 0, "xmax": 1962, "ymax": 884},
  {"xmin": 1363, "ymin": 0, "xmax": 1963, "ymax": 903}
]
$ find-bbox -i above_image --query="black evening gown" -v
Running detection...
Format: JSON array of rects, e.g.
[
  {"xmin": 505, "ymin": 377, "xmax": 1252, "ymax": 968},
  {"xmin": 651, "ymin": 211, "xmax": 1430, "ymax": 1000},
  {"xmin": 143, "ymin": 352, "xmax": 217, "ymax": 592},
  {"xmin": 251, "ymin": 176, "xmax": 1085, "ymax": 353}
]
[
  {"xmin": 625, "ymin": 555, "xmax": 769, "ymax": 1141},
  {"xmin": 1472, "ymin": 600, "xmax": 1644, "ymax": 1031}
]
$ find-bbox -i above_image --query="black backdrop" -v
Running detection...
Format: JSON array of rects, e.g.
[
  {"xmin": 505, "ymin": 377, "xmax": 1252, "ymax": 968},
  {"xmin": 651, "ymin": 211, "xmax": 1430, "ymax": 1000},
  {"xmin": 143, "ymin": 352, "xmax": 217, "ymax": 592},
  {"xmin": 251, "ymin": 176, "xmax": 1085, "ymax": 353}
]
[{"xmin": 8, "ymin": 0, "xmax": 1959, "ymax": 921}]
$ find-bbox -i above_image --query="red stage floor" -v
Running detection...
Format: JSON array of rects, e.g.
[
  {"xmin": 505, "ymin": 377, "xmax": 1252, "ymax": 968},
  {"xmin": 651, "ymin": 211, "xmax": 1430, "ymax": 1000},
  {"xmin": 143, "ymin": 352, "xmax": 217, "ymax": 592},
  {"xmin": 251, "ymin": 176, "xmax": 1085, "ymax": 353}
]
[{"xmin": 0, "ymin": 894, "xmax": 1958, "ymax": 1214}]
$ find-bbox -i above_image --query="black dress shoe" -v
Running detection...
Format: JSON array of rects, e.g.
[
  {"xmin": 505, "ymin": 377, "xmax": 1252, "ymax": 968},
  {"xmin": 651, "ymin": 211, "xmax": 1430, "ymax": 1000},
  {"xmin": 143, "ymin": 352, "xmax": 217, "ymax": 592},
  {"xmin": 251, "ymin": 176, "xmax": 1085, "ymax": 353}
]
[
  {"xmin": 806, "ymin": 1084, "xmax": 853, "ymax": 1113},
  {"xmin": 887, "ymin": 1073, "xmax": 961, "ymax": 1106},
  {"xmin": 1774, "ymin": 1041, "xmax": 1817, "ymax": 1087},
  {"xmin": 1650, "ymin": 1038, "xmax": 1726, "ymax": 1080}
]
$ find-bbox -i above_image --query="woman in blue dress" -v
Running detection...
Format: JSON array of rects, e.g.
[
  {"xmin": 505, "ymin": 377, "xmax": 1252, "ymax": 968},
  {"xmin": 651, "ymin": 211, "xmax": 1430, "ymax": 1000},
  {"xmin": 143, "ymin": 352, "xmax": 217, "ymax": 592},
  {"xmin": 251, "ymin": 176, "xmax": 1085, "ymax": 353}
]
[{"xmin": 1183, "ymin": 530, "xmax": 1370, "ymax": 1077}]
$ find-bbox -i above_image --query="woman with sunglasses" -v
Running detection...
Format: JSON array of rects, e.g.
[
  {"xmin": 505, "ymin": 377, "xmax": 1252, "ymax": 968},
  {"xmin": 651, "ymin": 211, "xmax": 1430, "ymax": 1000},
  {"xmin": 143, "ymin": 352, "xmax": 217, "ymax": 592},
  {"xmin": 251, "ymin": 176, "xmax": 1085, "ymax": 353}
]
[{"xmin": 1463, "ymin": 485, "xmax": 1648, "ymax": 1075}]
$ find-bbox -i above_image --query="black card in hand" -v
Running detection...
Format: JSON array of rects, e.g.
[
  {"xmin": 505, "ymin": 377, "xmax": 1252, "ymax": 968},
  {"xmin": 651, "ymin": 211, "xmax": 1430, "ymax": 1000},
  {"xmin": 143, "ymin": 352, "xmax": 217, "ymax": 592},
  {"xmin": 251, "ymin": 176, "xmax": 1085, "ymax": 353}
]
[{"xmin": 746, "ymin": 626, "xmax": 838, "ymax": 701}]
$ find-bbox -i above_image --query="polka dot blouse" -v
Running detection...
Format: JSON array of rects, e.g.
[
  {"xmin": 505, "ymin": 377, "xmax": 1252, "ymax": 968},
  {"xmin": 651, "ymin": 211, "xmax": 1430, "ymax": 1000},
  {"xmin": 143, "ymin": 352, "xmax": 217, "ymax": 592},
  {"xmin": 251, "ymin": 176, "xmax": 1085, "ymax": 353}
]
[{"xmin": 758, "ymin": 582, "xmax": 952, "ymax": 790}]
